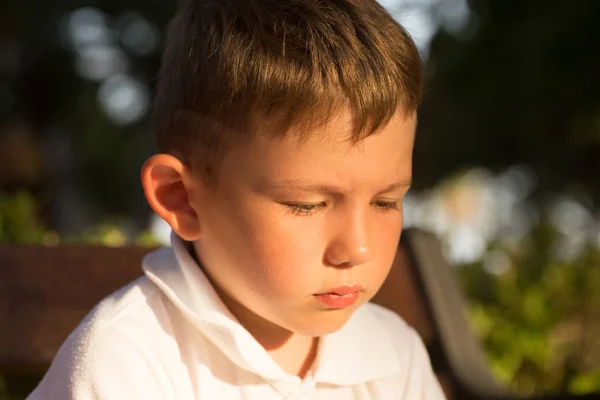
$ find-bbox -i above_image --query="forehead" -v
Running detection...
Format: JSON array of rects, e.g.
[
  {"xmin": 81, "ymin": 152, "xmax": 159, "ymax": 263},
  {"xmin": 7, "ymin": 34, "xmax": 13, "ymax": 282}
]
[{"xmin": 220, "ymin": 110, "xmax": 416, "ymax": 191}]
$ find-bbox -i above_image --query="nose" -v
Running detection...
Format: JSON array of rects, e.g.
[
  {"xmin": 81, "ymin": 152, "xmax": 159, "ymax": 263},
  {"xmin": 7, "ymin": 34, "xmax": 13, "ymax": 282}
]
[{"xmin": 324, "ymin": 212, "xmax": 373, "ymax": 268}]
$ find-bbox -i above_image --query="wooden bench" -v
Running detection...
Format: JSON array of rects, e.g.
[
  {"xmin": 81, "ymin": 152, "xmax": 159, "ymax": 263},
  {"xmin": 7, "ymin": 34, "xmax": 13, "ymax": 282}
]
[{"xmin": 1, "ymin": 229, "xmax": 598, "ymax": 399}]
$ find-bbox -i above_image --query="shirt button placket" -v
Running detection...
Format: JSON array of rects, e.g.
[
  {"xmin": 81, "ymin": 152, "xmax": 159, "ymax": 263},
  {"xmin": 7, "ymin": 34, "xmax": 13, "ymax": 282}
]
[
  {"xmin": 295, "ymin": 379, "xmax": 316, "ymax": 399},
  {"xmin": 274, "ymin": 377, "xmax": 302, "ymax": 399}
]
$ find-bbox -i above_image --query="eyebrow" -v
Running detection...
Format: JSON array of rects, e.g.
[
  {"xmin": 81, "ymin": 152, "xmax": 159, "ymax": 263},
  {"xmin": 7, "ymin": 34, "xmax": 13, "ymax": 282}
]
[
  {"xmin": 376, "ymin": 180, "xmax": 413, "ymax": 194},
  {"xmin": 269, "ymin": 178, "xmax": 412, "ymax": 195}
]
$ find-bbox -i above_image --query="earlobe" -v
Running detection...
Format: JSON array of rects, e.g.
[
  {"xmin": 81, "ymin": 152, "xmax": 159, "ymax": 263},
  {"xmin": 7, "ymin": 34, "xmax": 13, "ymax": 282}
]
[{"xmin": 141, "ymin": 154, "xmax": 202, "ymax": 241}]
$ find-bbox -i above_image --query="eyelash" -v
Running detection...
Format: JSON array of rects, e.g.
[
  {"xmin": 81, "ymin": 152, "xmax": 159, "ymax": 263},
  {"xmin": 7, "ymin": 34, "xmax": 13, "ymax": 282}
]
[
  {"xmin": 284, "ymin": 202, "xmax": 326, "ymax": 216},
  {"xmin": 372, "ymin": 200, "xmax": 400, "ymax": 212},
  {"xmin": 283, "ymin": 201, "xmax": 400, "ymax": 216}
]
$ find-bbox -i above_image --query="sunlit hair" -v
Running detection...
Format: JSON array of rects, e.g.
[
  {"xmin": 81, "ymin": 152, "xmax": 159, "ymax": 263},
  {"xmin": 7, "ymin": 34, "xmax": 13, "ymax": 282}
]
[{"xmin": 154, "ymin": 0, "xmax": 422, "ymax": 183}]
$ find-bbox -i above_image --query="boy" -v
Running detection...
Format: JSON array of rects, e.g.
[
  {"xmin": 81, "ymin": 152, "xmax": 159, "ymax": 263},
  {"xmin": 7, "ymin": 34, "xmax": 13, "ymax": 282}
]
[{"xmin": 30, "ymin": 0, "xmax": 445, "ymax": 398}]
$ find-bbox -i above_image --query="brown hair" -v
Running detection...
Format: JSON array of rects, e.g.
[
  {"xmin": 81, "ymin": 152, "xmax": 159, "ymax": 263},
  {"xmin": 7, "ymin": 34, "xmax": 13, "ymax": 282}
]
[{"xmin": 154, "ymin": 0, "xmax": 422, "ymax": 182}]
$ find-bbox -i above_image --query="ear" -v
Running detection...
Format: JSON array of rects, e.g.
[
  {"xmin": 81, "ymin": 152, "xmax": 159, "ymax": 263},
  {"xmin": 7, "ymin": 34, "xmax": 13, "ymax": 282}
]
[{"xmin": 141, "ymin": 154, "xmax": 202, "ymax": 241}]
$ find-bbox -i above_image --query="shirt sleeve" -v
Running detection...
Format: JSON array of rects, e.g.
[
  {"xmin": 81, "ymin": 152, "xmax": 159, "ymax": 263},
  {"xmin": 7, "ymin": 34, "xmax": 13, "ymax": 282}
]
[
  {"xmin": 405, "ymin": 327, "xmax": 447, "ymax": 400},
  {"xmin": 28, "ymin": 322, "xmax": 171, "ymax": 400}
]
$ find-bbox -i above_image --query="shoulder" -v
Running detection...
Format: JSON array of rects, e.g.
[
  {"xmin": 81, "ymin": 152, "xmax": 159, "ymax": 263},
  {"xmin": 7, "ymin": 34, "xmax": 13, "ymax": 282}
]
[
  {"xmin": 72, "ymin": 274, "xmax": 187, "ymax": 365},
  {"xmin": 357, "ymin": 303, "xmax": 447, "ymax": 399},
  {"xmin": 361, "ymin": 302, "xmax": 408, "ymax": 328},
  {"xmin": 358, "ymin": 302, "xmax": 416, "ymax": 342},
  {"xmin": 84, "ymin": 275, "xmax": 163, "ymax": 331},
  {"xmin": 356, "ymin": 303, "xmax": 433, "ymax": 371},
  {"xmin": 65, "ymin": 275, "xmax": 174, "ymax": 350},
  {"xmin": 29, "ymin": 277, "xmax": 175, "ymax": 399}
]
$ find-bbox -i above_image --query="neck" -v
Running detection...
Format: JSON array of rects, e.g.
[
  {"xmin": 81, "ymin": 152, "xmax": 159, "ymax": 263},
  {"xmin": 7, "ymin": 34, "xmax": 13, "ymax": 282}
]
[
  {"xmin": 219, "ymin": 287, "xmax": 320, "ymax": 378},
  {"xmin": 269, "ymin": 335, "xmax": 319, "ymax": 378},
  {"xmin": 189, "ymin": 243, "xmax": 319, "ymax": 377}
]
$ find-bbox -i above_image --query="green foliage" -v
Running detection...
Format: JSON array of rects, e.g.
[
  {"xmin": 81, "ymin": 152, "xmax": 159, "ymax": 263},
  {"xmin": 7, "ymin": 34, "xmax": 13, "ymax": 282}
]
[
  {"xmin": 458, "ymin": 217, "xmax": 600, "ymax": 395},
  {"xmin": 0, "ymin": 191, "xmax": 159, "ymax": 247},
  {"xmin": 59, "ymin": 219, "xmax": 160, "ymax": 248},
  {"xmin": 417, "ymin": 1, "xmax": 600, "ymax": 202},
  {"xmin": 0, "ymin": 376, "xmax": 7, "ymax": 400},
  {"xmin": 0, "ymin": 191, "xmax": 47, "ymax": 243}
]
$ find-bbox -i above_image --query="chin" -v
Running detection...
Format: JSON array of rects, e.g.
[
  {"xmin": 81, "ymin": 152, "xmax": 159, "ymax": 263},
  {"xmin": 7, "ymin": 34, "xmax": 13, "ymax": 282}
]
[{"xmin": 292, "ymin": 310, "xmax": 356, "ymax": 337}]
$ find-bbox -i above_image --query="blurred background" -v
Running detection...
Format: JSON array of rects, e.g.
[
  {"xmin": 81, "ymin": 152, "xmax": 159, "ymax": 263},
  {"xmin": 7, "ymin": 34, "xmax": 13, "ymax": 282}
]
[{"xmin": 1, "ymin": 0, "xmax": 599, "ymax": 397}]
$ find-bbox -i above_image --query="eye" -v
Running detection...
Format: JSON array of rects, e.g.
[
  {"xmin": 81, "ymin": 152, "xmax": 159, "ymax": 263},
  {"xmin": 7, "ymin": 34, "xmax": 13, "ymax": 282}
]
[
  {"xmin": 372, "ymin": 200, "xmax": 400, "ymax": 212},
  {"xmin": 283, "ymin": 202, "xmax": 327, "ymax": 216}
]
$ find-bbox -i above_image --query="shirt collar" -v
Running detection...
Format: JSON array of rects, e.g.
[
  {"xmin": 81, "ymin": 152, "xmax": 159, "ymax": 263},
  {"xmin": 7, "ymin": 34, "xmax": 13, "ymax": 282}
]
[
  {"xmin": 143, "ymin": 232, "xmax": 288, "ymax": 382},
  {"xmin": 142, "ymin": 232, "xmax": 401, "ymax": 387}
]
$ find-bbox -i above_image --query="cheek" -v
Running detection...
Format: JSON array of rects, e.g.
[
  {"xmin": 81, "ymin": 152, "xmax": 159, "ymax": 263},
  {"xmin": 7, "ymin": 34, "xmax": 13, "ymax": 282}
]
[
  {"xmin": 244, "ymin": 217, "xmax": 324, "ymax": 297},
  {"xmin": 380, "ymin": 217, "xmax": 403, "ymax": 256},
  {"xmin": 210, "ymin": 202, "xmax": 323, "ymax": 299},
  {"xmin": 368, "ymin": 215, "xmax": 404, "ymax": 284}
]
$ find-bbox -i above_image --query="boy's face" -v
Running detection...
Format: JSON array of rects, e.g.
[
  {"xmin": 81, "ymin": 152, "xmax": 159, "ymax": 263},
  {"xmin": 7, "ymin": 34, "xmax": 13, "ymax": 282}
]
[{"xmin": 190, "ymin": 110, "xmax": 416, "ymax": 337}]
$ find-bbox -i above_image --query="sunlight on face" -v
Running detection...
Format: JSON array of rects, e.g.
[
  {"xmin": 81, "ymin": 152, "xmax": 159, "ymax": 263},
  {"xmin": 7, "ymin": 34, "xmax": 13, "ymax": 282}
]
[{"xmin": 191, "ymin": 110, "xmax": 416, "ymax": 337}]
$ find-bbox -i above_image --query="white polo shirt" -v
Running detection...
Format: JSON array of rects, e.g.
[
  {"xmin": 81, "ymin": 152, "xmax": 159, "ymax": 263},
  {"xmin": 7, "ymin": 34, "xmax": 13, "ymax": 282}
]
[{"xmin": 29, "ymin": 234, "xmax": 445, "ymax": 399}]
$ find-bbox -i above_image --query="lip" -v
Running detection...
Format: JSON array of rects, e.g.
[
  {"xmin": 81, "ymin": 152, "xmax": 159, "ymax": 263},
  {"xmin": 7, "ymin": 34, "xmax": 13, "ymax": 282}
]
[
  {"xmin": 313, "ymin": 285, "xmax": 362, "ymax": 308},
  {"xmin": 317, "ymin": 284, "xmax": 363, "ymax": 296}
]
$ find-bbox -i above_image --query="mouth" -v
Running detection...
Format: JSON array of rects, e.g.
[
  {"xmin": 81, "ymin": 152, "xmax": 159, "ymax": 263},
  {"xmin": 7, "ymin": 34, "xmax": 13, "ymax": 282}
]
[{"xmin": 313, "ymin": 285, "xmax": 363, "ymax": 308}]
